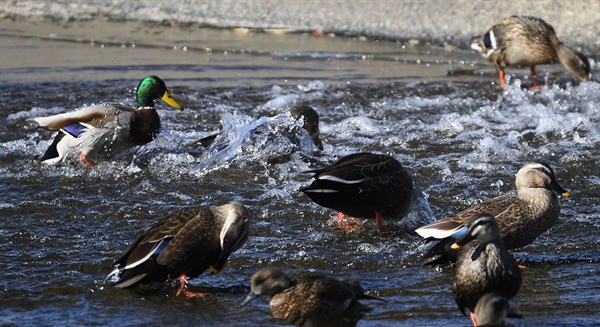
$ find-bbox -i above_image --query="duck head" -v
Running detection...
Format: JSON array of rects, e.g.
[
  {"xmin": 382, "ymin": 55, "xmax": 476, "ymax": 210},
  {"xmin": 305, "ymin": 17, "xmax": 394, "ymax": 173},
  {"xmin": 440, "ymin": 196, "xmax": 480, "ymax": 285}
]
[
  {"xmin": 135, "ymin": 75, "xmax": 184, "ymax": 109},
  {"xmin": 241, "ymin": 267, "xmax": 295, "ymax": 305},
  {"xmin": 451, "ymin": 213, "xmax": 501, "ymax": 249},
  {"xmin": 210, "ymin": 202, "xmax": 251, "ymax": 275},
  {"xmin": 515, "ymin": 162, "xmax": 570, "ymax": 197}
]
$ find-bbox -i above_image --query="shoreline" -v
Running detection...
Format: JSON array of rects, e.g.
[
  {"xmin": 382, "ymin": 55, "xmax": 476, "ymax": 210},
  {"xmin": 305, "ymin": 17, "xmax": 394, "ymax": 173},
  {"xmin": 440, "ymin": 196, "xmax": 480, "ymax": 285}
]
[{"xmin": 1, "ymin": 0, "xmax": 599, "ymax": 52}]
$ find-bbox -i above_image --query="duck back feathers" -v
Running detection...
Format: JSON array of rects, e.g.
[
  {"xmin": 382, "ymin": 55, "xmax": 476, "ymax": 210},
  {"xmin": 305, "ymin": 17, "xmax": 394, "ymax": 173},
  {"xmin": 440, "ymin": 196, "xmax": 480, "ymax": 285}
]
[{"xmin": 301, "ymin": 153, "xmax": 414, "ymax": 219}]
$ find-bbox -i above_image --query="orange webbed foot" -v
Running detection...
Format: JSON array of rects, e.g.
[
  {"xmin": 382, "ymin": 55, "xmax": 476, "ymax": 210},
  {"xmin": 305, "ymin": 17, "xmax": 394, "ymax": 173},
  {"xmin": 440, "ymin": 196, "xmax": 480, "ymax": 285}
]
[
  {"xmin": 79, "ymin": 153, "xmax": 94, "ymax": 168},
  {"xmin": 337, "ymin": 212, "xmax": 362, "ymax": 231}
]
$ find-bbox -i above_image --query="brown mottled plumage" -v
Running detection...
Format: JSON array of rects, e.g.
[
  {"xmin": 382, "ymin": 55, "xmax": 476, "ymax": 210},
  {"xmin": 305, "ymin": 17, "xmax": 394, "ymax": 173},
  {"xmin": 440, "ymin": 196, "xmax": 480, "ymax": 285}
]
[
  {"xmin": 301, "ymin": 153, "xmax": 416, "ymax": 232},
  {"xmin": 241, "ymin": 267, "xmax": 379, "ymax": 327},
  {"xmin": 452, "ymin": 214, "xmax": 522, "ymax": 326},
  {"xmin": 471, "ymin": 16, "xmax": 590, "ymax": 88},
  {"xmin": 106, "ymin": 202, "xmax": 250, "ymax": 297},
  {"xmin": 416, "ymin": 162, "xmax": 570, "ymax": 265}
]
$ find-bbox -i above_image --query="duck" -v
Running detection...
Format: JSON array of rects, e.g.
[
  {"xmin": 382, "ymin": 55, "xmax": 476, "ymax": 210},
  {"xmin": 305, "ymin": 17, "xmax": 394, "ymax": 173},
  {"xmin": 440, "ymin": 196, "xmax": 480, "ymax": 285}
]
[
  {"xmin": 289, "ymin": 105, "xmax": 324, "ymax": 151},
  {"xmin": 471, "ymin": 15, "xmax": 590, "ymax": 88},
  {"xmin": 29, "ymin": 75, "xmax": 183, "ymax": 166},
  {"xmin": 300, "ymin": 152, "xmax": 416, "ymax": 232},
  {"xmin": 105, "ymin": 202, "xmax": 250, "ymax": 297},
  {"xmin": 194, "ymin": 104, "xmax": 324, "ymax": 151},
  {"xmin": 474, "ymin": 292, "xmax": 522, "ymax": 327},
  {"xmin": 415, "ymin": 162, "xmax": 570, "ymax": 265},
  {"xmin": 451, "ymin": 214, "xmax": 522, "ymax": 327},
  {"xmin": 241, "ymin": 267, "xmax": 381, "ymax": 327}
]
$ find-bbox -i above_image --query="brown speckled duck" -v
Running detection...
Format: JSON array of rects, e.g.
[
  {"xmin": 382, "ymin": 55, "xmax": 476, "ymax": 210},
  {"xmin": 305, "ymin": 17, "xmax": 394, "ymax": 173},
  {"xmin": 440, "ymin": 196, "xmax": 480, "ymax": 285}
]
[
  {"xmin": 471, "ymin": 16, "xmax": 590, "ymax": 88},
  {"xmin": 416, "ymin": 162, "xmax": 570, "ymax": 265},
  {"xmin": 241, "ymin": 267, "xmax": 380, "ymax": 327},
  {"xmin": 300, "ymin": 152, "xmax": 416, "ymax": 232},
  {"xmin": 105, "ymin": 202, "xmax": 250, "ymax": 297},
  {"xmin": 29, "ymin": 75, "xmax": 183, "ymax": 166},
  {"xmin": 452, "ymin": 214, "xmax": 522, "ymax": 327}
]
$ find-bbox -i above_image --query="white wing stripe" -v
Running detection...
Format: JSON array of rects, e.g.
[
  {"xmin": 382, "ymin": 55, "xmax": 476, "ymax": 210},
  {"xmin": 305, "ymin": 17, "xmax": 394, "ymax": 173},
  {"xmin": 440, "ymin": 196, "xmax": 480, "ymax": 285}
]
[{"xmin": 317, "ymin": 175, "xmax": 367, "ymax": 184}]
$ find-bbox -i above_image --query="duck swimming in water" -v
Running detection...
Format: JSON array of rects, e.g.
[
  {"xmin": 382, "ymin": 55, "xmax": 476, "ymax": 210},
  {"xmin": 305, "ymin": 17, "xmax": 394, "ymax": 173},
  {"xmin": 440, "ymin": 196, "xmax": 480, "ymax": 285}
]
[{"xmin": 29, "ymin": 75, "xmax": 183, "ymax": 166}]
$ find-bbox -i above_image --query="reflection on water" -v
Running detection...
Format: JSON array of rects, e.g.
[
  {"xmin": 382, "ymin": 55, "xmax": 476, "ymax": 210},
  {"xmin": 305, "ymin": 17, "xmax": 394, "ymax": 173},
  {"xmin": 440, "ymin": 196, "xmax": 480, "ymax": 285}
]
[{"xmin": 1, "ymin": 18, "xmax": 599, "ymax": 327}]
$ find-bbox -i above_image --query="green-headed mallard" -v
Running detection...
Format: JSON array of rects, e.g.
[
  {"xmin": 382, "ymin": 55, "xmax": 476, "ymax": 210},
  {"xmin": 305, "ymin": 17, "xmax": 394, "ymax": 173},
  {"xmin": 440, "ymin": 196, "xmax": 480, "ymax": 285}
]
[
  {"xmin": 300, "ymin": 152, "xmax": 415, "ymax": 232},
  {"xmin": 105, "ymin": 202, "xmax": 250, "ymax": 297},
  {"xmin": 29, "ymin": 75, "xmax": 183, "ymax": 166},
  {"xmin": 241, "ymin": 267, "xmax": 381, "ymax": 327},
  {"xmin": 451, "ymin": 214, "xmax": 522, "ymax": 326},
  {"xmin": 416, "ymin": 162, "xmax": 570, "ymax": 265},
  {"xmin": 471, "ymin": 15, "xmax": 590, "ymax": 88}
]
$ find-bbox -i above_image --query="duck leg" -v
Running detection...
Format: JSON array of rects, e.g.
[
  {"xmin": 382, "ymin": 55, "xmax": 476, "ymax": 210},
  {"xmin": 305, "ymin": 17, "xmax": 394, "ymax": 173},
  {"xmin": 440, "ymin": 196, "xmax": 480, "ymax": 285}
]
[
  {"xmin": 530, "ymin": 65, "xmax": 541, "ymax": 88},
  {"xmin": 176, "ymin": 274, "xmax": 208, "ymax": 298},
  {"xmin": 375, "ymin": 212, "xmax": 392, "ymax": 233},
  {"xmin": 470, "ymin": 311, "xmax": 478, "ymax": 327},
  {"xmin": 498, "ymin": 69, "xmax": 507, "ymax": 89}
]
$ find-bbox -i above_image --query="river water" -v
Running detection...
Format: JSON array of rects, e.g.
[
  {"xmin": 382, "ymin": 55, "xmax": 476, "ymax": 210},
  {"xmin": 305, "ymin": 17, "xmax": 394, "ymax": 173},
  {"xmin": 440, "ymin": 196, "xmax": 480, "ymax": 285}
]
[{"xmin": 1, "ymin": 19, "xmax": 598, "ymax": 326}]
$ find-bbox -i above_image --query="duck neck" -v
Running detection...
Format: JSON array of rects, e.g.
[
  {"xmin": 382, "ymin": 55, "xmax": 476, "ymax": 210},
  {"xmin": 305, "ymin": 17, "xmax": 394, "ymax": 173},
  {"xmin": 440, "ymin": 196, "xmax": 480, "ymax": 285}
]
[
  {"xmin": 557, "ymin": 43, "xmax": 590, "ymax": 82},
  {"xmin": 518, "ymin": 187, "xmax": 560, "ymax": 218},
  {"xmin": 136, "ymin": 94, "xmax": 155, "ymax": 108}
]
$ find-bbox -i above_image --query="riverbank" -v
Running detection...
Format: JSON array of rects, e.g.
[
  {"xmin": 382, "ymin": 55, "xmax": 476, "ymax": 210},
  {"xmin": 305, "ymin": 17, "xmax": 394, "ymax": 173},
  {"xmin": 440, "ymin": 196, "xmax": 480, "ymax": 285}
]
[{"xmin": 1, "ymin": 0, "xmax": 598, "ymax": 52}]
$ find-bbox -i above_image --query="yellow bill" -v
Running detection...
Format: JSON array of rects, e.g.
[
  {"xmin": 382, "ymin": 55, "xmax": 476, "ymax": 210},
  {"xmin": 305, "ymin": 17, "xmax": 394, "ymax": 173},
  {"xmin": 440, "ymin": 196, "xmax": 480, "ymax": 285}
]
[{"xmin": 161, "ymin": 90, "xmax": 183, "ymax": 110}]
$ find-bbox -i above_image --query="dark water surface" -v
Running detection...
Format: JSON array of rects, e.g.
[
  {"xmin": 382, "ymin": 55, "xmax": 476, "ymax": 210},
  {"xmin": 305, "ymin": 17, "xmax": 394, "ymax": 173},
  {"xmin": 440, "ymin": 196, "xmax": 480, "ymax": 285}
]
[{"xmin": 1, "ymin": 19, "xmax": 599, "ymax": 326}]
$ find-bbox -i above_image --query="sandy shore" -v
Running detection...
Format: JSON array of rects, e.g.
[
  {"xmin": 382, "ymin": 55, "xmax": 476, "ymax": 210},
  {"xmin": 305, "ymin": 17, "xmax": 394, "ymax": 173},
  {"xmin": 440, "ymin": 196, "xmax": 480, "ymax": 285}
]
[{"xmin": 1, "ymin": 0, "xmax": 598, "ymax": 52}]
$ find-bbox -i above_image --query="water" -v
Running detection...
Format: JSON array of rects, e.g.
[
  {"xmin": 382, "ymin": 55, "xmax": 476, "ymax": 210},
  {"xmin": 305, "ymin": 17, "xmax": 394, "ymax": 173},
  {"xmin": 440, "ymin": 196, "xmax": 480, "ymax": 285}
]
[{"xmin": 1, "ymin": 19, "xmax": 599, "ymax": 326}]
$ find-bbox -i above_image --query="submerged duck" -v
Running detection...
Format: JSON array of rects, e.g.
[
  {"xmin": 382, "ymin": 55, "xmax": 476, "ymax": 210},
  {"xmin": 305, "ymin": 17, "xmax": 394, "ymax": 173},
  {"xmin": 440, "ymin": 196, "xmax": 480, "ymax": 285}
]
[
  {"xmin": 241, "ymin": 267, "xmax": 381, "ymax": 327},
  {"xmin": 416, "ymin": 162, "xmax": 570, "ymax": 265},
  {"xmin": 471, "ymin": 15, "xmax": 590, "ymax": 88},
  {"xmin": 289, "ymin": 105, "xmax": 324, "ymax": 151},
  {"xmin": 452, "ymin": 214, "xmax": 522, "ymax": 327},
  {"xmin": 29, "ymin": 75, "xmax": 183, "ymax": 166},
  {"xmin": 300, "ymin": 153, "xmax": 416, "ymax": 232},
  {"xmin": 474, "ymin": 292, "xmax": 522, "ymax": 327},
  {"xmin": 195, "ymin": 104, "xmax": 324, "ymax": 151},
  {"xmin": 105, "ymin": 202, "xmax": 250, "ymax": 297}
]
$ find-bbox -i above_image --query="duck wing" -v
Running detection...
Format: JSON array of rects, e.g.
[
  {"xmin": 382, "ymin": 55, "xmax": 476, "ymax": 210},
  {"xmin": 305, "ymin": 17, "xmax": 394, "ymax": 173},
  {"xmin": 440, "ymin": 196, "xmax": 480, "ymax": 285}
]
[
  {"xmin": 156, "ymin": 207, "xmax": 215, "ymax": 266},
  {"xmin": 416, "ymin": 195, "xmax": 519, "ymax": 239}
]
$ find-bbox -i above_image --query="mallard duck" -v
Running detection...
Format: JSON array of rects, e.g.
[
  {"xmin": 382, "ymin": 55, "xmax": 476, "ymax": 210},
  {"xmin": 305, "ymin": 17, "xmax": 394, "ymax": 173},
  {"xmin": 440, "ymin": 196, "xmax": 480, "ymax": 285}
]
[
  {"xmin": 416, "ymin": 162, "xmax": 570, "ymax": 265},
  {"xmin": 105, "ymin": 202, "xmax": 250, "ymax": 297},
  {"xmin": 471, "ymin": 15, "xmax": 590, "ymax": 88},
  {"xmin": 300, "ymin": 153, "xmax": 415, "ymax": 232},
  {"xmin": 241, "ymin": 267, "xmax": 381, "ymax": 327},
  {"xmin": 289, "ymin": 105, "xmax": 324, "ymax": 150},
  {"xmin": 474, "ymin": 292, "xmax": 522, "ymax": 327},
  {"xmin": 452, "ymin": 214, "xmax": 522, "ymax": 327},
  {"xmin": 29, "ymin": 75, "xmax": 183, "ymax": 166}
]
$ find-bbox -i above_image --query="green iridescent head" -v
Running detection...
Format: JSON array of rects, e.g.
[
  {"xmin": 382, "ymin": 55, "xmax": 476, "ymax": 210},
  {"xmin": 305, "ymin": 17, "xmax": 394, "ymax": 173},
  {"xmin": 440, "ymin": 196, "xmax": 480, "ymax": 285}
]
[{"xmin": 135, "ymin": 75, "xmax": 183, "ymax": 110}]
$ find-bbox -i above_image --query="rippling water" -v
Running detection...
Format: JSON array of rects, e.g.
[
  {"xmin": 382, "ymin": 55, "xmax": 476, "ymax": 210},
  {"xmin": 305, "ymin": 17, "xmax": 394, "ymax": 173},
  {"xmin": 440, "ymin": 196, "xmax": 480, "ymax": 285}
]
[{"xmin": 1, "ymin": 19, "xmax": 599, "ymax": 326}]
